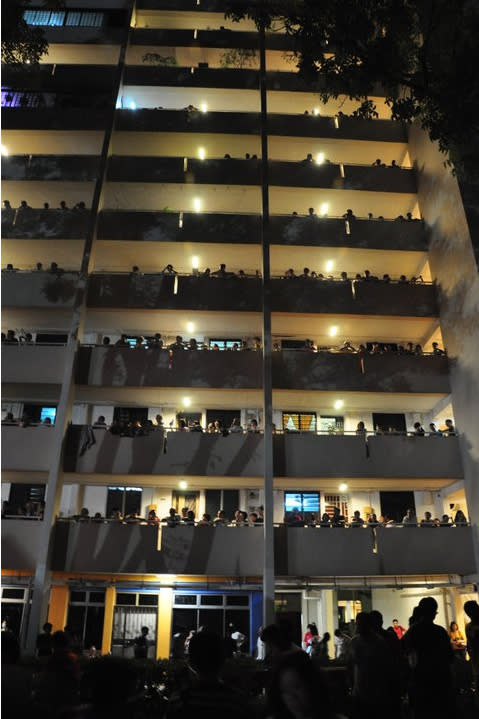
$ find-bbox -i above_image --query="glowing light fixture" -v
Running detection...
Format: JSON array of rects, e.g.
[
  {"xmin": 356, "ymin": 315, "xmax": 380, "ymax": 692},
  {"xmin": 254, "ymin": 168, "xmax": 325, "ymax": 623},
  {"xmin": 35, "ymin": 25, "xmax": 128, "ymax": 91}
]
[
  {"xmin": 193, "ymin": 29, "xmax": 198, "ymax": 39},
  {"xmin": 325, "ymin": 259, "xmax": 334, "ymax": 273},
  {"xmin": 313, "ymin": 107, "xmax": 320, "ymax": 116},
  {"xmin": 186, "ymin": 321, "xmax": 195, "ymax": 333},
  {"xmin": 334, "ymin": 116, "xmax": 340, "ymax": 129},
  {"xmin": 316, "ymin": 152, "xmax": 325, "ymax": 165},
  {"xmin": 200, "ymin": 102, "xmax": 208, "ymax": 113},
  {"xmin": 198, "ymin": 146, "xmax": 206, "ymax": 160},
  {"xmin": 334, "ymin": 399, "xmax": 344, "ymax": 410},
  {"xmin": 129, "ymin": 100, "xmax": 136, "ymax": 110},
  {"xmin": 329, "ymin": 326, "xmax": 339, "ymax": 337},
  {"xmin": 339, "ymin": 483, "xmax": 348, "ymax": 492},
  {"xmin": 115, "ymin": 97, "xmax": 122, "ymax": 109},
  {"xmin": 319, "ymin": 202, "xmax": 329, "ymax": 216},
  {"xmin": 183, "ymin": 397, "xmax": 191, "ymax": 407},
  {"xmin": 191, "ymin": 256, "xmax": 199, "ymax": 270},
  {"xmin": 179, "ymin": 480, "xmax": 188, "ymax": 490},
  {"xmin": 1, "ymin": 144, "xmax": 9, "ymax": 157},
  {"xmin": 193, "ymin": 197, "xmax": 202, "ymax": 213}
]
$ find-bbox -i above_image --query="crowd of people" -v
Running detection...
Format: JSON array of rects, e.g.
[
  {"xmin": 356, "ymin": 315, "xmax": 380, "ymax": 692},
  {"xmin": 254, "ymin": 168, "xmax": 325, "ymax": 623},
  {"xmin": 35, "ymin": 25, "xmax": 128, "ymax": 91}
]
[
  {"xmin": 2, "ymin": 596, "xmax": 478, "ymax": 717},
  {"xmin": 284, "ymin": 506, "xmax": 468, "ymax": 528},
  {"xmin": 2, "ymin": 199, "xmax": 88, "ymax": 231}
]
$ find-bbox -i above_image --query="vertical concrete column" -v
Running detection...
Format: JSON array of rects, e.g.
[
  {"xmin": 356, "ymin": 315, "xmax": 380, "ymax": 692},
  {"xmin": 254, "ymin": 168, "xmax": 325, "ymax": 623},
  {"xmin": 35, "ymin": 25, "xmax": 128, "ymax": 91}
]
[
  {"xmin": 47, "ymin": 584, "xmax": 70, "ymax": 632},
  {"xmin": 101, "ymin": 586, "xmax": 116, "ymax": 656},
  {"xmin": 319, "ymin": 590, "xmax": 335, "ymax": 635},
  {"xmin": 157, "ymin": 587, "xmax": 173, "ymax": 659}
]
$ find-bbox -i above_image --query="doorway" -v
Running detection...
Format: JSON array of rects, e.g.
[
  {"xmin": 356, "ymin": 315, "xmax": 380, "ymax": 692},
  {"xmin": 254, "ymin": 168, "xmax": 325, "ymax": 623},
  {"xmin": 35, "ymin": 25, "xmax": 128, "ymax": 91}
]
[
  {"xmin": 172, "ymin": 490, "xmax": 200, "ymax": 515},
  {"xmin": 380, "ymin": 491, "xmax": 416, "ymax": 523},
  {"xmin": 112, "ymin": 605, "xmax": 157, "ymax": 658},
  {"xmin": 372, "ymin": 413, "xmax": 406, "ymax": 433}
]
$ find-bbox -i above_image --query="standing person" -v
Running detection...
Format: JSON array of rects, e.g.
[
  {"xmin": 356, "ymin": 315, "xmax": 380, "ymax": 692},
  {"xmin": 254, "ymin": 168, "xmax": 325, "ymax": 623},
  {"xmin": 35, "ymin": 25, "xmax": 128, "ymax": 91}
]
[
  {"xmin": 36, "ymin": 622, "xmax": 53, "ymax": 657},
  {"xmin": 303, "ymin": 622, "xmax": 319, "ymax": 654},
  {"xmin": 133, "ymin": 626, "xmax": 149, "ymax": 659},
  {"xmin": 256, "ymin": 626, "xmax": 265, "ymax": 661},
  {"xmin": 449, "ymin": 621, "xmax": 466, "ymax": 657},
  {"xmin": 349, "ymin": 612, "xmax": 393, "ymax": 716},
  {"xmin": 464, "ymin": 600, "xmax": 479, "ymax": 700},
  {"xmin": 313, "ymin": 632, "xmax": 331, "ymax": 664},
  {"xmin": 390, "ymin": 618, "xmax": 407, "ymax": 640},
  {"xmin": 403, "ymin": 597, "xmax": 454, "ymax": 718}
]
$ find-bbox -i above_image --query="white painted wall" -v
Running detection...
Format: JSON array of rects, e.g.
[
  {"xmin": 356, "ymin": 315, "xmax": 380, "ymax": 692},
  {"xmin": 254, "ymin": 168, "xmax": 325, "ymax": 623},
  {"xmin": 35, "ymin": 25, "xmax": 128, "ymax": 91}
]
[
  {"xmin": 83, "ymin": 486, "xmax": 108, "ymax": 516},
  {"xmin": 2, "ymin": 483, "xmax": 11, "ymax": 502},
  {"xmin": 71, "ymin": 403, "xmax": 89, "ymax": 425},
  {"xmin": 371, "ymin": 587, "xmax": 448, "ymax": 630},
  {"xmin": 59, "ymin": 483, "xmax": 79, "ymax": 517}
]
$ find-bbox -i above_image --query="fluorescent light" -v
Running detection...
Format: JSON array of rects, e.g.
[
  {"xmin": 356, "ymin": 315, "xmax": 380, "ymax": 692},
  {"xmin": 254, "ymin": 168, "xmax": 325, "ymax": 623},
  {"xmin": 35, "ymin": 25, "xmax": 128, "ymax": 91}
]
[
  {"xmin": 193, "ymin": 29, "xmax": 198, "ymax": 39},
  {"xmin": 313, "ymin": 107, "xmax": 320, "ymax": 116},
  {"xmin": 334, "ymin": 116, "xmax": 340, "ymax": 129},
  {"xmin": 193, "ymin": 197, "xmax": 202, "ymax": 213},
  {"xmin": 200, "ymin": 102, "xmax": 208, "ymax": 113},
  {"xmin": 1, "ymin": 144, "xmax": 8, "ymax": 157},
  {"xmin": 325, "ymin": 259, "xmax": 334, "ymax": 273},
  {"xmin": 319, "ymin": 202, "xmax": 329, "ymax": 216},
  {"xmin": 191, "ymin": 256, "xmax": 199, "ymax": 269},
  {"xmin": 339, "ymin": 483, "xmax": 348, "ymax": 492},
  {"xmin": 334, "ymin": 399, "xmax": 344, "ymax": 410},
  {"xmin": 329, "ymin": 326, "xmax": 339, "ymax": 337},
  {"xmin": 179, "ymin": 480, "xmax": 188, "ymax": 490},
  {"xmin": 183, "ymin": 397, "xmax": 191, "ymax": 407},
  {"xmin": 316, "ymin": 152, "xmax": 325, "ymax": 165},
  {"xmin": 129, "ymin": 101, "xmax": 136, "ymax": 110},
  {"xmin": 198, "ymin": 146, "xmax": 206, "ymax": 160},
  {"xmin": 186, "ymin": 321, "xmax": 194, "ymax": 333}
]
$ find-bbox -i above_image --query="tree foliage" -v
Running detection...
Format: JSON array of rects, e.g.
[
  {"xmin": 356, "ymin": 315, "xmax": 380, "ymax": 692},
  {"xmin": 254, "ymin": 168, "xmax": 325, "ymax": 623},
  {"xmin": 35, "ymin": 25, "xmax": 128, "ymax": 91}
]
[
  {"xmin": 2, "ymin": 0, "xmax": 51, "ymax": 65},
  {"xmin": 225, "ymin": 0, "xmax": 479, "ymax": 181}
]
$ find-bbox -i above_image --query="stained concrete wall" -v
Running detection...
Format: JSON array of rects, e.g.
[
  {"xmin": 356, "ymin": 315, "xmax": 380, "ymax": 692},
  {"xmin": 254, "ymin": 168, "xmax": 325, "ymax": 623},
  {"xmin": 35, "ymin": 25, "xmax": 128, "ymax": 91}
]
[{"xmin": 408, "ymin": 124, "xmax": 479, "ymax": 578}]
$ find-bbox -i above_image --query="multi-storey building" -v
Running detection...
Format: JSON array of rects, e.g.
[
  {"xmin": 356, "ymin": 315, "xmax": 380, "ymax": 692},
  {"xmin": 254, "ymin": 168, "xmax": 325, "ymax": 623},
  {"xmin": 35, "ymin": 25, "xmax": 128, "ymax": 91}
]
[{"xmin": 2, "ymin": 0, "xmax": 478, "ymax": 658}]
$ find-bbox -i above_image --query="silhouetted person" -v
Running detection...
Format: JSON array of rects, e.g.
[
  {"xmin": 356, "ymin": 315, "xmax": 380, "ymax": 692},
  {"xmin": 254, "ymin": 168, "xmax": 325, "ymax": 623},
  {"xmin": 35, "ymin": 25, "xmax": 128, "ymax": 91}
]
[
  {"xmin": 79, "ymin": 656, "xmax": 142, "ymax": 719},
  {"xmin": 464, "ymin": 600, "xmax": 479, "ymax": 699},
  {"xmin": 267, "ymin": 650, "xmax": 334, "ymax": 718},
  {"xmin": 2, "ymin": 630, "xmax": 33, "ymax": 716},
  {"xmin": 36, "ymin": 621, "xmax": 53, "ymax": 657},
  {"xmin": 166, "ymin": 630, "xmax": 251, "ymax": 717},
  {"xmin": 403, "ymin": 597, "xmax": 454, "ymax": 718},
  {"xmin": 350, "ymin": 612, "xmax": 393, "ymax": 716},
  {"xmin": 133, "ymin": 626, "xmax": 149, "ymax": 659}
]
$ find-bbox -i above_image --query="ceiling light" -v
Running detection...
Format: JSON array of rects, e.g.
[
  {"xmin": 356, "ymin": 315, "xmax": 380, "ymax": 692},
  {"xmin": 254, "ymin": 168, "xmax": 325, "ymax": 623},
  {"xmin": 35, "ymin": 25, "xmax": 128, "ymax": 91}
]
[
  {"xmin": 191, "ymin": 255, "xmax": 199, "ymax": 269},
  {"xmin": 1, "ymin": 144, "xmax": 8, "ymax": 157},
  {"xmin": 183, "ymin": 397, "xmax": 191, "ymax": 407},
  {"xmin": 334, "ymin": 399, "xmax": 344, "ymax": 410},
  {"xmin": 129, "ymin": 100, "xmax": 136, "ymax": 110},
  {"xmin": 186, "ymin": 321, "xmax": 194, "ymax": 333},
  {"xmin": 198, "ymin": 147, "xmax": 206, "ymax": 160},
  {"xmin": 329, "ymin": 326, "xmax": 339, "ymax": 337},
  {"xmin": 339, "ymin": 483, "xmax": 348, "ymax": 493},
  {"xmin": 316, "ymin": 152, "xmax": 325, "ymax": 165},
  {"xmin": 193, "ymin": 197, "xmax": 202, "ymax": 212},
  {"xmin": 179, "ymin": 480, "xmax": 188, "ymax": 490},
  {"xmin": 325, "ymin": 259, "xmax": 334, "ymax": 273},
  {"xmin": 313, "ymin": 107, "xmax": 320, "ymax": 116},
  {"xmin": 319, "ymin": 202, "xmax": 329, "ymax": 216},
  {"xmin": 200, "ymin": 102, "xmax": 208, "ymax": 113}
]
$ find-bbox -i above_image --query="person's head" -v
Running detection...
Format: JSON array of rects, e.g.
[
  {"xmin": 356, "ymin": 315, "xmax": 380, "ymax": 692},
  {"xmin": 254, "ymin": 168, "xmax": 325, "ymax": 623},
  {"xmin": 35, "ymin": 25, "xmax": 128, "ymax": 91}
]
[
  {"xmin": 80, "ymin": 507, "xmax": 89, "ymax": 516},
  {"xmin": 357, "ymin": 421, "xmax": 365, "ymax": 430},
  {"xmin": 201, "ymin": 513, "xmax": 211, "ymax": 522},
  {"xmin": 306, "ymin": 622, "xmax": 318, "ymax": 636},
  {"xmin": 181, "ymin": 507, "xmax": 188, "ymax": 517},
  {"xmin": 250, "ymin": 418, "xmax": 258, "ymax": 428},
  {"xmin": 249, "ymin": 512, "xmax": 258, "ymax": 523},
  {"xmin": 370, "ymin": 610, "xmax": 383, "ymax": 631},
  {"xmin": 308, "ymin": 207, "xmax": 314, "ymax": 215},
  {"xmin": 188, "ymin": 630, "xmax": 224, "ymax": 677},
  {"xmin": 450, "ymin": 621, "xmax": 458, "ymax": 632},
  {"xmin": 424, "ymin": 511, "xmax": 432, "ymax": 520},
  {"xmin": 392, "ymin": 619, "xmax": 399, "ymax": 626},
  {"xmin": 417, "ymin": 596, "xmax": 438, "ymax": 621},
  {"xmin": 268, "ymin": 650, "xmax": 330, "ymax": 719},
  {"xmin": 355, "ymin": 612, "xmax": 373, "ymax": 636},
  {"xmin": 353, "ymin": 510, "xmax": 360, "ymax": 518},
  {"xmin": 36, "ymin": 262, "xmax": 43, "ymax": 270},
  {"xmin": 464, "ymin": 600, "xmax": 479, "ymax": 622},
  {"xmin": 261, "ymin": 624, "xmax": 292, "ymax": 656},
  {"xmin": 187, "ymin": 510, "xmax": 195, "ymax": 521},
  {"xmin": 141, "ymin": 626, "xmax": 148, "ymax": 636},
  {"xmin": 445, "ymin": 419, "xmax": 454, "ymax": 427},
  {"xmin": 148, "ymin": 509, "xmax": 156, "ymax": 520},
  {"xmin": 432, "ymin": 342, "xmax": 438, "ymax": 348},
  {"xmin": 414, "ymin": 422, "xmax": 421, "ymax": 429},
  {"xmin": 43, "ymin": 622, "xmax": 53, "ymax": 634}
]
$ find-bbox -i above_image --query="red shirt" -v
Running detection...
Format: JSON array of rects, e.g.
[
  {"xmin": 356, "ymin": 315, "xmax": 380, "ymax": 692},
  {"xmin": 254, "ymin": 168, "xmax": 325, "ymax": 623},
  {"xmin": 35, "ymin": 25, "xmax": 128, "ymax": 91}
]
[{"xmin": 392, "ymin": 624, "xmax": 406, "ymax": 640}]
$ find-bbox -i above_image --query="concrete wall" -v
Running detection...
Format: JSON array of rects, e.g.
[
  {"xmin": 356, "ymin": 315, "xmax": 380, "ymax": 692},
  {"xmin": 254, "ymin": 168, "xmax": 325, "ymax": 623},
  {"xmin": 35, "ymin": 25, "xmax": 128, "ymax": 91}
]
[
  {"xmin": 1, "ymin": 426, "xmax": 55, "ymax": 472},
  {"xmin": 2, "ymin": 345, "xmax": 67, "ymax": 384},
  {"xmin": 1, "ymin": 272, "xmax": 78, "ymax": 308},
  {"xmin": 408, "ymin": 124, "xmax": 479, "ymax": 577}
]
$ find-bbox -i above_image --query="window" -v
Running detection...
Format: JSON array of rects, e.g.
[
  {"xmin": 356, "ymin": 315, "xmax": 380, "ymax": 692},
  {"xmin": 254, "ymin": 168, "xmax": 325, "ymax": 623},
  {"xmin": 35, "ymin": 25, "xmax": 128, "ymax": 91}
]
[
  {"xmin": 23, "ymin": 10, "xmax": 104, "ymax": 27},
  {"xmin": 208, "ymin": 339, "xmax": 242, "ymax": 350},
  {"xmin": 319, "ymin": 416, "xmax": 344, "ymax": 433},
  {"xmin": 324, "ymin": 494, "xmax": 349, "ymax": 520},
  {"xmin": 284, "ymin": 492, "xmax": 320, "ymax": 516},
  {"xmin": 282, "ymin": 412, "xmax": 317, "ymax": 432},
  {"xmin": 106, "ymin": 487, "xmax": 142, "ymax": 518},
  {"xmin": 172, "ymin": 593, "xmax": 251, "ymax": 651},
  {"xmin": 67, "ymin": 588, "xmax": 105, "ymax": 651}
]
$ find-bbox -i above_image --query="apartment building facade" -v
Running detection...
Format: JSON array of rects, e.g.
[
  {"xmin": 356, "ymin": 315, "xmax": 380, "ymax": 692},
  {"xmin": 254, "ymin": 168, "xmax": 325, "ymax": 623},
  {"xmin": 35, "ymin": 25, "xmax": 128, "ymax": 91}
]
[{"xmin": 2, "ymin": 0, "xmax": 478, "ymax": 657}]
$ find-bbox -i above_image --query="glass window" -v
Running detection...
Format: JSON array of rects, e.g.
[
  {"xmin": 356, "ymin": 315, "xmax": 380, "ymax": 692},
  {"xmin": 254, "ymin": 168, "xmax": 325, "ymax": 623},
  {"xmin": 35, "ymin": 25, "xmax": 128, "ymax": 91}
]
[
  {"xmin": 226, "ymin": 595, "xmax": 249, "ymax": 606},
  {"xmin": 2, "ymin": 588, "xmax": 25, "ymax": 600},
  {"xmin": 208, "ymin": 339, "xmax": 242, "ymax": 350},
  {"xmin": 89, "ymin": 592, "xmax": 105, "ymax": 604},
  {"xmin": 284, "ymin": 492, "xmax": 320, "ymax": 515},
  {"xmin": 319, "ymin": 416, "xmax": 344, "ymax": 433},
  {"xmin": 139, "ymin": 594, "xmax": 159, "ymax": 607},
  {"xmin": 116, "ymin": 593, "xmax": 136, "ymax": 606},
  {"xmin": 282, "ymin": 412, "xmax": 317, "ymax": 432},
  {"xmin": 70, "ymin": 591, "xmax": 86, "ymax": 603},
  {"xmin": 174, "ymin": 595, "xmax": 197, "ymax": 606},
  {"xmin": 200, "ymin": 595, "xmax": 223, "ymax": 606}
]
